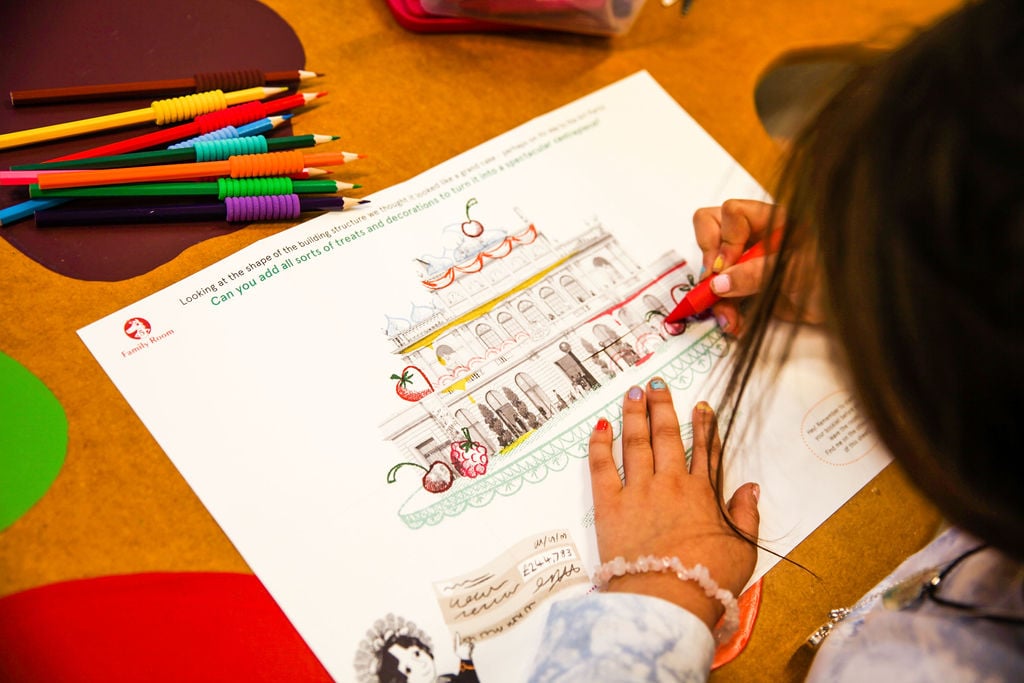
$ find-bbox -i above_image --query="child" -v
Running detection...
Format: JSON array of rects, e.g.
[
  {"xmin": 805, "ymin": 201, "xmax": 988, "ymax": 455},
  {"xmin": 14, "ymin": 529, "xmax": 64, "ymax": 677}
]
[{"xmin": 529, "ymin": 0, "xmax": 1023, "ymax": 680}]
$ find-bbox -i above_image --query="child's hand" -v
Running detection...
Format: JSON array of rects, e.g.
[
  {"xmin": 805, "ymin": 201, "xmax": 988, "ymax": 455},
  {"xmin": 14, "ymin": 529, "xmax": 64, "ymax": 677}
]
[
  {"xmin": 693, "ymin": 199, "xmax": 822, "ymax": 335},
  {"xmin": 589, "ymin": 379, "xmax": 760, "ymax": 632}
]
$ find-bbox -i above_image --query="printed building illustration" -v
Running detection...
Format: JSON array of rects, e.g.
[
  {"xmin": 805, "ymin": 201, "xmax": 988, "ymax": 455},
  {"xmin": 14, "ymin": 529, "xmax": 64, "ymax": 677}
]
[{"xmin": 379, "ymin": 212, "xmax": 697, "ymax": 487}]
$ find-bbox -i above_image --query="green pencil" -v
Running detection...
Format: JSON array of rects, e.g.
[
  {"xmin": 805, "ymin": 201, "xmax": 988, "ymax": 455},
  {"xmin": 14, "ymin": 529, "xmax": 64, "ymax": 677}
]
[
  {"xmin": 11, "ymin": 134, "xmax": 338, "ymax": 171},
  {"xmin": 29, "ymin": 177, "xmax": 360, "ymax": 199}
]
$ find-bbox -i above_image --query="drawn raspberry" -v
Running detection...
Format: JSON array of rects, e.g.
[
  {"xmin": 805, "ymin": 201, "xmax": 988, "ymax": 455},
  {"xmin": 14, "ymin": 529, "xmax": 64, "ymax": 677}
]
[{"xmin": 449, "ymin": 428, "xmax": 489, "ymax": 478}]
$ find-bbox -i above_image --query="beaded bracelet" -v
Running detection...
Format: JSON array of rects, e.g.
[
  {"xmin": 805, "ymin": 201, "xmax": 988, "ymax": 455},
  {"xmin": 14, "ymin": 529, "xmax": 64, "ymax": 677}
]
[{"xmin": 593, "ymin": 555, "xmax": 740, "ymax": 643}]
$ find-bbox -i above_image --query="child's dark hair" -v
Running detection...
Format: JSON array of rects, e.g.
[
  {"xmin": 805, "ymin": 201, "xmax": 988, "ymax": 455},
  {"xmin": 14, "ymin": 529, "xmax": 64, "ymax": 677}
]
[{"xmin": 716, "ymin": 0, "xmax": 1023, "ymax": 559}]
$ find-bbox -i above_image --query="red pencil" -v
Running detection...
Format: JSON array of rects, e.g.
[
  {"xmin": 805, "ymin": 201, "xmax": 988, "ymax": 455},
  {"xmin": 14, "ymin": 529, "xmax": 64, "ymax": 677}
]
[
  {"xmin": 46, "ymin": 91, "xmax": 326, "ymax": 162},
  {"xmin": 664, "ymin": 231, "xmax": 783, "ymax": 323}
]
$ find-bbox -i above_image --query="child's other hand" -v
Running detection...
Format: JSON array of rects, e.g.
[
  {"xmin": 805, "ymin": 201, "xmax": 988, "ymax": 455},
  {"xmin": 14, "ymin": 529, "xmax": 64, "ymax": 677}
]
[
  {"xmin": 693, "ymin": 199, "xmax": 822, "ymax": 335},
  {"xmin": 589, "ymin": 379, "xmax": 760, "ymax": 632}
]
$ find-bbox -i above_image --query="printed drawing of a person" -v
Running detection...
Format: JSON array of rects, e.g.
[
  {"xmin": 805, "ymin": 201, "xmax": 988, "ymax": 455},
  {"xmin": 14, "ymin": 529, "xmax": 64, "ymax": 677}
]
[{"xmin": 355, "ymin": 614, "xmax": 479, "ymax": 683}]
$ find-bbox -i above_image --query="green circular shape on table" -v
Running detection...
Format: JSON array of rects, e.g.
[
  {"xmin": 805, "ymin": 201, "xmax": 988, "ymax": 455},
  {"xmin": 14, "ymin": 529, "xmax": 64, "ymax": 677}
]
[{"xmin": 0, "ymin": 350, "xmax": 68, "ymax": 530}]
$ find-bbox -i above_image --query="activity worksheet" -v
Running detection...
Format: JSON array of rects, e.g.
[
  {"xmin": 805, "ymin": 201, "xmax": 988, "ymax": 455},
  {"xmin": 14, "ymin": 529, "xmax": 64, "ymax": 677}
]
[{"xmin": 79, "ymin": 72, "xmax": 890, "ymax": 681}]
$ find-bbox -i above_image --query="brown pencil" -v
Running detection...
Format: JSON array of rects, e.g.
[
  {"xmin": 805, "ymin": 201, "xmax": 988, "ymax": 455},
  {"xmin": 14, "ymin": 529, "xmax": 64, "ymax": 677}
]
[{"xmin": 10, "ymin": 69, "xmax": 322, "ymax": 106}]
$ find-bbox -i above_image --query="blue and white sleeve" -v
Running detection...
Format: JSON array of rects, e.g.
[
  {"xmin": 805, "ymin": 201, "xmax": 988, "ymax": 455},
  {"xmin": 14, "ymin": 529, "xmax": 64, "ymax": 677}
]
[{"xmin": 527, "ymin": 592, "xmax": 715, "ymax": 683}]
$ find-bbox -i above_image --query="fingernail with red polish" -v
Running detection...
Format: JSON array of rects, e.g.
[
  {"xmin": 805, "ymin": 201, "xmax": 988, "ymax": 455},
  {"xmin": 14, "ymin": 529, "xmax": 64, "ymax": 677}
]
[{"xmin": 595, "ymin": 418, "xmax": 611, "ymax": 431}]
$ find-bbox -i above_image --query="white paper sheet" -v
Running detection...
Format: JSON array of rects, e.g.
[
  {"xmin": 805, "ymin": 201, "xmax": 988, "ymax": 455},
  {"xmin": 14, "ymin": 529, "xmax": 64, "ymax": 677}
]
[{"xmin": 79, "ymin": 71, "xmax": 890, "ymax": 682}]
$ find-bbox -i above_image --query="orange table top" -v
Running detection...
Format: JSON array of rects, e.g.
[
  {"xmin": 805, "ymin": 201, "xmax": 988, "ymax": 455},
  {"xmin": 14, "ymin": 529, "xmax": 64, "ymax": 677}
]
[{"xmin": 1, "ymin": 1, "xmax": 957, "ymax": 679}]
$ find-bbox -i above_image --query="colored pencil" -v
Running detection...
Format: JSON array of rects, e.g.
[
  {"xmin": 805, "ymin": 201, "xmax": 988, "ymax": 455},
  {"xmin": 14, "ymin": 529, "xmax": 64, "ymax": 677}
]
[
  {"xmin": 0, "ymin": 169, "xmax": 335, "ymax": 227},
  {"xmin": 47, "ymin": 92, "xmax": 323, "ymax": 162},
  {"xmin": 11, "ymin": 69, "xmax": 322, "ymax": 106},
  {"xmin": 35, "ymin": 151, "xmax": 363, "ymax": 189},
  {"xmin": 34, "ymin": 195, "xmax": 368, "ymax": 226},
  {"xmin": 0, "ymin": 87, "xmax": 287, "ymax": 151},
  {"xmin": 30, "ymin": 179, "xmax": 360, "ymax": 198},
  {"xmin": 0, "ymin": 198, "xmax": 67, "ymax": 227},
  {"xmin": 13, "ymin": 134, "xmax": 339, "ymax": 171},
  {"xmin": 170, "ymin": 114, "xmax": 289, "ymax": 149}
]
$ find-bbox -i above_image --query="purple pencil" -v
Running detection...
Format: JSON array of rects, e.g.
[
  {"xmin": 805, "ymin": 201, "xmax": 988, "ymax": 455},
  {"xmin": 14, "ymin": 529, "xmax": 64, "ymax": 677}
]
[{"xmin": 34, "ymin": 194, "xmax": 367, "ymax": 226}]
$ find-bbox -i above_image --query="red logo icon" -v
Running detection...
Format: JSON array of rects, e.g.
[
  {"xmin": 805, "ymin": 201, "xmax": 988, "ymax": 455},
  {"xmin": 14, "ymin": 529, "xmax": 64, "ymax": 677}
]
[{"xmin": 124, "ymin": 318, "xmax": 151, "ymax": 339}]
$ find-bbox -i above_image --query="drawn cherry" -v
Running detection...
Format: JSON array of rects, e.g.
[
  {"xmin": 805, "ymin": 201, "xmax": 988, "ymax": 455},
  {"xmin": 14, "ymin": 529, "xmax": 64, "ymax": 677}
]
[
  {"xmin": 391, "ymin": 366, "xmax": 434, "ymax": 402},
  {"xmin": 645, "ymin": 309, "xmax": 686, "ymax": 337},
  {"xmin": 461, "ymin": 198, "xmax": 484, "ymax": 238},
  {"xmin": 449, "ymin": 428, "xmax": 489, "ymax": 478},
  {"xmin": 387, "ymin": 460, "xmax": 455, "ymax": 494}
]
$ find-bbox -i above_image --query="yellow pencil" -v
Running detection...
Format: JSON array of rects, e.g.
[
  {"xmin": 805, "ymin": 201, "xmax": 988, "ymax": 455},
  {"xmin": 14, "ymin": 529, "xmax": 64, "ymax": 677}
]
[{"xmin": 0, "ymin": 86, "xmax": 287, "ymax": 151}]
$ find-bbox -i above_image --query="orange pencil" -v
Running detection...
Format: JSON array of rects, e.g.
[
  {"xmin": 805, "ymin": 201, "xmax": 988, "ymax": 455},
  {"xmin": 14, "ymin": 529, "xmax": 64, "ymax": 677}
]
[{"xmin": 36, "ymin": 151, "xmax": 363, "ymax": 190}]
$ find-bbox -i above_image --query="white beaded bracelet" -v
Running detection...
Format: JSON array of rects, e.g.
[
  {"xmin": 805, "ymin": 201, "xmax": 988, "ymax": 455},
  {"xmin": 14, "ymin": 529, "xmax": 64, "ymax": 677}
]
[{"xmin": 593, "ymin": 555, "xmax": 740, "ymax": 644}]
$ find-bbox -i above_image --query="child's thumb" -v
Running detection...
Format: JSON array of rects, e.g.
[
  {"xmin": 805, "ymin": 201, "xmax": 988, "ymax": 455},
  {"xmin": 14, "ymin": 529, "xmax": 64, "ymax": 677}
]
[{"xmin": 727, "ymin": 482, "xmax": 761, "ymax": 539}]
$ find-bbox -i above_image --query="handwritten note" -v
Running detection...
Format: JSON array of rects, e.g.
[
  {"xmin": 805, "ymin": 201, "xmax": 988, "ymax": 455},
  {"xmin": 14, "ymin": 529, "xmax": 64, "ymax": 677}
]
[{"xmin": 434, "ymin": 530, "xmax": 588, "ymax": 642}]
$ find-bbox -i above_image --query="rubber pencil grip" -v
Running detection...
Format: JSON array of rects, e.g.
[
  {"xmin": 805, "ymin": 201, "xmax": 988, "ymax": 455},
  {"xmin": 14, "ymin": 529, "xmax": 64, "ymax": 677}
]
[
  {"xmin": 228, "ymin": 150, "xmax": 305, "ymax": 178},
  {"xmin": 216, "ymin": 177, "xmax": 294, "ymax": 199},
  {"xmin": 224, "ymin": 194, "xmax": 301, "ymax": 221},
  {"xmin": 169, "ymin": 126, "xmax": 240, "ymax": 149},
  {"xmin": 150, "ymin": 90, "xmax": 229, "ymax": 125},
  {"xmin": 194, "ymin": 136, "xmax": 269, "ymax": 162},
  {"xmin": 193, "ymin": 70, "xmax": 265, "ymax": 93}
]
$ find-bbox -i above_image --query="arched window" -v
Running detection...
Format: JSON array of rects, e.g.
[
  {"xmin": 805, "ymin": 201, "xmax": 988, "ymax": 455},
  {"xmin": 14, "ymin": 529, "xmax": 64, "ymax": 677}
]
[
  {"xmin": 592, "ymin": 256, "xmax": 622, "ymax": 284},
  {"xmin": 593, "ymin": 323, "xmax": 618, "ymax": 346},
  {"xmin": 539, "ymin": 286, "xmax": 568, "ymax": 315},
  {"xmin": 559, "ymin": 274, "xmax": 589, "ymax": 302},
  {"xmin": 496, "ymin": 311, "xmax": 526, "ymax": 340},
  {"xmin": 475, "ymin": 322, "xmax": 502, "ymax": 350},
  {"xmin": 436, "ymin": 343, "xmax": 458, "ymax": 367},
  {"xmin": 643, "ymin": 294, "xmax": 668, "ymax": 317},
  {"xmin": 518, "ymin": 299, "xmax": 546, "ymax": 326},
  {"xmin": 515, "ymin": 372, "xmax": 552, "ymax": 421}
]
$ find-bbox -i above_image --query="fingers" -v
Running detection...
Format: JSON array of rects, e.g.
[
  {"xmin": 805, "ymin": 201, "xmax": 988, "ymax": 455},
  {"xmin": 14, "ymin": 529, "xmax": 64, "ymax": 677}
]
[
  {"xmin": 710, "ymin": 300, "xmax": 743, "ymax": 337},
  {"xmin": 620, "ymin": 385, "xmax": 653, "ymax": 484},
  {"xmin": 693, "ymin": 199, "xmax": 780, "ymax": 277},
  {"xmin": 726, "ymin": 482, "xmax": 761, "ymax": 542},
  {"xmin": 646, "ymin": 378, "xmax": 688, "ymax": 476},
  {"xmin": 709, "ymin": 253, "xmax": 767, "ymax": 299},
  {"xmin": 588, "ymin": 416, "xmax": 621, "ymax": 502},
  {"xmin": 688, "ymin": 401, "xmax": 721, "ymax": 479},
  {"xmin": 717, "ymin": 199, "xmax": 776, "ymax": 267}
]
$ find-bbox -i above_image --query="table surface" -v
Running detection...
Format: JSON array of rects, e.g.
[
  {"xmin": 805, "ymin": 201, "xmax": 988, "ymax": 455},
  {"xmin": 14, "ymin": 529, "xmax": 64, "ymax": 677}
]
[{"xmin": 1, "ymin": 1, "xmax": 957, "ymax": 679}]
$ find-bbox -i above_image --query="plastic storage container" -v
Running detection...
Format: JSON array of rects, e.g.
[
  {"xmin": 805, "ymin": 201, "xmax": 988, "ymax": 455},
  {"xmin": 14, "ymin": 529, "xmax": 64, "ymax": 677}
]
[{"xmin": 419, "ymin": 0, "xmax": 646, "ymax": 36}]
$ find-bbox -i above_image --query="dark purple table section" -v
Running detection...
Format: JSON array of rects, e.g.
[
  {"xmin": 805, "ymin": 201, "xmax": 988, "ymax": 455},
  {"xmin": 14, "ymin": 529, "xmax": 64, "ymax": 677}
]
[{"xmin": 0, "ymin": 0, "xmax": 305, "ymax": 281}]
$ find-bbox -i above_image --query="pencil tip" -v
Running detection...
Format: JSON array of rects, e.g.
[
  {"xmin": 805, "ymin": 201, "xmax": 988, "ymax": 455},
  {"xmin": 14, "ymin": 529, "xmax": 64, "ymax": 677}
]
[
  {"xmin": 358, "ymin": 199, "xmax": 370, "ymax": 204},
  {"xmin": 352, "ymin": 184, "xmax": 362, "ymax": 189}
]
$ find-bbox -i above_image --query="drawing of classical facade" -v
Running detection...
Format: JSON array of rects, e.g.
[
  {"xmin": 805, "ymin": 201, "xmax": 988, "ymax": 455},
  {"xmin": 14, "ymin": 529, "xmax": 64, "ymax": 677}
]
[{"xmin": 379, "ymin": 212, "xmax": 699, "ymax": 488}]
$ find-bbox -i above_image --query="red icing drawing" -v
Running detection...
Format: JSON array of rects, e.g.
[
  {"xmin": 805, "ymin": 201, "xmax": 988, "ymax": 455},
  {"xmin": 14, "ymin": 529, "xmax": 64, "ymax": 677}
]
[
  {"xmin": 449, "ymin": 428, "xmax": 489, "ymax": 478},
  {"xmin": 390, "ymin": 366, "xmax": 434, "ymax": 402}
]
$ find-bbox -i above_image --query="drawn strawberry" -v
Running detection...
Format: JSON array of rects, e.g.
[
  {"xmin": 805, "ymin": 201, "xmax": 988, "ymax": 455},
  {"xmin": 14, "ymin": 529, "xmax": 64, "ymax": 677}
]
[
  {"xmin": 387, "ymin": 460, "xmax": 455, "ymax": 494},
  {"xmin": 461, "ymin": 197, "xmax": 484, "ymax": 238},
  {"xmin": 449, "ymin": 428, "xmax": 489, "ymax": 478},
  {"xmin": 390, "ymin": 366, "xmax": 434, "ymax": 402}
]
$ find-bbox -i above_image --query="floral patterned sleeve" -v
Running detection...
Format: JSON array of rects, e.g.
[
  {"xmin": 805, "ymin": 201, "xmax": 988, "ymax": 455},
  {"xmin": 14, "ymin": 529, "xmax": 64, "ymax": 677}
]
[{"xmin": 527, "ymin": 592, "xmax": 715, "ymax": 683}]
